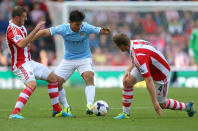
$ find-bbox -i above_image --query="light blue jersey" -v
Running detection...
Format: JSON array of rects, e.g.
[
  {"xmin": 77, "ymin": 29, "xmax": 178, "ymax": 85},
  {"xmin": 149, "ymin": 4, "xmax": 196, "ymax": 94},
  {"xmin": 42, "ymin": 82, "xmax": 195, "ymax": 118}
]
[{"xmin": 50, "ymin": 22, "xmax": 101, "ymax": 60}]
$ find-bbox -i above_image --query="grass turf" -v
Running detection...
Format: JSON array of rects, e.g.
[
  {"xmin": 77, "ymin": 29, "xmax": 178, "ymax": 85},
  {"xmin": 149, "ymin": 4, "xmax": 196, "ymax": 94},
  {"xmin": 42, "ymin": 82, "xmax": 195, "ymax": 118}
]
[{"xmin": 0, "ymin": 87, "xmax": 197, "ymax": 131}]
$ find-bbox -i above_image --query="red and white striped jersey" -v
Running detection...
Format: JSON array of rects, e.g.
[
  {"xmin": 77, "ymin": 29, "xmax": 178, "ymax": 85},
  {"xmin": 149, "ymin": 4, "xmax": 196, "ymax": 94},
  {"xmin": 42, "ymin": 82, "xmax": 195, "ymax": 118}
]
[
  {"xmin": 6, "ymin": 21, "xmax": 31, "ymax": 70},
  {"xmin": 130, "ymin": 40, "xmax": 171, "ymax": 85}
]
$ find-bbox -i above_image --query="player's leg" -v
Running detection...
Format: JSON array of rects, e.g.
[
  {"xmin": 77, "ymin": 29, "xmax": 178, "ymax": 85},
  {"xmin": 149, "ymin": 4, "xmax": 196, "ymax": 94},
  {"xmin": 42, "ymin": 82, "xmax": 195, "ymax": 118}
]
[
  {"xmin": 55, "ymin": 75, "xmax": 68, "ymax": 108},
  {"xmin": 47, "ymin": 72, "xmax": 72, "ymax": 117},
  {"xmin": 31, "ymin": 60, "xmax": 72, "ymax": 117},
  {"xmin": 162, "ymin": 99, "xmax": 195, "ymax": 117},
  {"xmin": 114, "ymin": 67, "xmax": 144, "ymax": 119},
  {"xmin": 54, "ymin": 59, "xmax": 75, "ymax": 114},
  {"xmin": 156, "ymin": 80, "xmax": 195, "ymax": 117},
  {"xmin": 46, "ymin": 72, "xmax": 63, "ymax": 117},
  {"xmin": 31, "ymin": 61, "xmax": 62, "ymax": 116},
  {"xmin": 9, "ymin": 63, "xmax": 37, "ymax": 119},
  {"xmin": 77, "ymin": 58, "xmax": 95, "ymax": 114},
  {"xmin": 52, "ymin": 74, "xmax": 72, "ymax": 117},
  {"xmin": 81, "ymin": 71, "xmax": 95, "ymax": 114}
]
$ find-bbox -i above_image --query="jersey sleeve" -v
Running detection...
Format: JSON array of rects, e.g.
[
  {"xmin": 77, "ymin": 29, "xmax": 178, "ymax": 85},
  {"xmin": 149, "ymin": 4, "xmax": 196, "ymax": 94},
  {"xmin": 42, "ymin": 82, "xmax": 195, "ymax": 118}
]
[
  {"xmin": 50, "ymin": 24, "xmax": 65, "ymax": 35},
  {"xmin": 85, "ymin": 23, "xmax": 101, "ymax": 34},
  {"xmin": 136, "ymin": 55, "xmax": 151, "ymax": 78},
  {"xmin": 7, "ymin": 28, "xmax": 23, "ymax": 46}
]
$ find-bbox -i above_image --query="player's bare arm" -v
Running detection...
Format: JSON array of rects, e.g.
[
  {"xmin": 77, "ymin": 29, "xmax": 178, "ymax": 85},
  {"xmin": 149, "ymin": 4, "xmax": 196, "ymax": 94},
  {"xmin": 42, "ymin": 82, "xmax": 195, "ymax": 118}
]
[
  {"xmin": 17, "ymin": 21, "xmax": 45, "ymax": 48},
  {"xmin": 126, "ymin": 62, "xmax": 134, "ymax": 72},
  {"xmin": 144, "ymin": 76, "xmax": 162, "ymax": 116},
  {"xmin": 99, "ymin": 27, "xmax": 111, "ymax": 35},
  {"xmin": 32, "ymin": 28, "xmax": 51, "ymax": 42}
]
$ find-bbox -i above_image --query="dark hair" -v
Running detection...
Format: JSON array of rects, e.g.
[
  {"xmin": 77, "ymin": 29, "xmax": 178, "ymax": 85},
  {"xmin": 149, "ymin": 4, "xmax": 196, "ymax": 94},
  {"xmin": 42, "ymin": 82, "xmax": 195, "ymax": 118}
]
[
  {"xmin": 11, "ymin": 6, "xmax": 26, "ymax": 18},
  {"xmin": 113, "ymin": 33, "xmax": 130, "ymax": 46},
  {"xmin": 69, "ymin": 10, "xmax": 85, "ymax": 22}
]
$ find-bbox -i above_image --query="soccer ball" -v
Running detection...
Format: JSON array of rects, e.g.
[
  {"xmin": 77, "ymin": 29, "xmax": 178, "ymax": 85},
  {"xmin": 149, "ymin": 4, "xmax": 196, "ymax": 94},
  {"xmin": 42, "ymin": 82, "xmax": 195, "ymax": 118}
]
[{"xmin": 93, "ymin": 100, "xmax": 109, "ymax": 116}]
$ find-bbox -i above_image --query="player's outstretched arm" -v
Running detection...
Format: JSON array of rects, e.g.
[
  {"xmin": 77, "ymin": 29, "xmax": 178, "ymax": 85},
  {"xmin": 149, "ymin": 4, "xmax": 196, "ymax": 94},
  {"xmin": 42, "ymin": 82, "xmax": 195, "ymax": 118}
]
[
  {"xmin": 99, "ymin": 27, "xmax": 111, "ymax": 35},
  {"xmin": 31, "ymin": 28, "xmax": 51, "ymax": 42},
  {"xmin": 17, "ymin": 21, "xmax": 45, "ymax": 48},
  {"xmin": 144, "ymin": 76, "xmax": 162, "ymax": 116}
]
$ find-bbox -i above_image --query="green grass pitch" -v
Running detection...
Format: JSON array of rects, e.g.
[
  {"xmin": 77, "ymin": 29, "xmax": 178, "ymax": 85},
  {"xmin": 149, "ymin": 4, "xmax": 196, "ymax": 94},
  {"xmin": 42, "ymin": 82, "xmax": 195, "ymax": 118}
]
[{"xmin": 0, "ymin": 87, "xmax": 197, "ymax": 131}]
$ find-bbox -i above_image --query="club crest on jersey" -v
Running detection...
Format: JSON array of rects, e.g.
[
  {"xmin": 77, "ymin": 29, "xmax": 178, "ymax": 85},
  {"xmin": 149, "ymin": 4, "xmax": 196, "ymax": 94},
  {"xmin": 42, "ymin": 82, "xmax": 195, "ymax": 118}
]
[{"xmin": 80, "ymin": 32, "xmax": 85, "ymax": 37}]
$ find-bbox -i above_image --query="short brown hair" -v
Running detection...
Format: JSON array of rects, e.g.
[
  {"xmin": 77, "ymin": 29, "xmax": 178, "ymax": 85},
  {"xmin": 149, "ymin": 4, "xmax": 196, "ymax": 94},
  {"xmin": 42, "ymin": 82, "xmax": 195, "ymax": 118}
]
[
  {"xmin": 11, "ymin": 6, "xmax": 26, "ymax": 18},
  {"xmin": 113, "ymin": 33, "xmax": 130, "ymax": 46}
]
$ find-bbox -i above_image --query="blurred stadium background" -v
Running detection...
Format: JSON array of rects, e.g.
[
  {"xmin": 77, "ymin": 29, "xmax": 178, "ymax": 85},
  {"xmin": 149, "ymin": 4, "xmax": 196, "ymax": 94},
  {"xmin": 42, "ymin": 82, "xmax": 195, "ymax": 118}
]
[
  {"xmin": 0, "ymin": 0, "xmax": 198, "ymax": 89},
  {"xmin": 0, "ymin": 1, "xmax": 198, "ymax": 130}
]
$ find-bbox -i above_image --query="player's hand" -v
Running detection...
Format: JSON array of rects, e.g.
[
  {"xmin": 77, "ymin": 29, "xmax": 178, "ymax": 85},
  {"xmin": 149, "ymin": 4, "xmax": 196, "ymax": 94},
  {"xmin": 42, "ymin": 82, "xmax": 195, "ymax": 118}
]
[
  {"xmin": 101, "ymin": 27, "xmax": 111, "ymax": 35},
  {"xmin": 35, "ymin": 21, "xmax": 46, "ymax": 31},
  {"xmin": 27, "ymin": 43, "xmax": 31, "ymax": 47},
  {"xmin": 123, "ymin": 70, "xmax": 130, "ymax": 81},
  {"xmin": 154, "ymin": 103, "xmax": 163, "ymax": 116}
]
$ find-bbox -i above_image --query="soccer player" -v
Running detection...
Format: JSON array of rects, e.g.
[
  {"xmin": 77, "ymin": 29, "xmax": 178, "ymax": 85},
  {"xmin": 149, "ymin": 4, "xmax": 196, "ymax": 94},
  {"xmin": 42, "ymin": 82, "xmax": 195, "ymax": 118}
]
[
  {"xmin": 6, "ymin": 6, "xmax": 71, "ymax": 119},
  {"xmin": 32, "ymin": 10, "xmax": 111, "ymax": 115},
  {"xmin": 189, "ymin": 20, "xmax": 198, "ymax": 67},
  {"xmin": 112, "ymin": 33, "xmax": 195, "ymax": 119}
]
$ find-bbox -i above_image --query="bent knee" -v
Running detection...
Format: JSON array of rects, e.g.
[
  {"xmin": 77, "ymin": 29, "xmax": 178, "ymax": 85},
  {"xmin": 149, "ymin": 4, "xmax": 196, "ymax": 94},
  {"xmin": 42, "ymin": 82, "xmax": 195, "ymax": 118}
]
[
  {"xmin": 26, "ymin": 81, "xmax": 37, "ymax": 90},
  {"xmin": 86, "ymin": 75, "xmax": 94, "ymax": 82},
  {"xmin": 123, "ymin": 78, "xmax": 135, "ymax": 88},
  {"xmin": 123, "ymin": 79, "xmax": 129, "ymax": 87},
  {"xmin": 47, "ymin": 72, "xmax": 58, "ymax": 83},
  {"xmin": 83, "ymin": 73, "xmax": 94, "ymax": 82},
  {"xmin": 55, "ymin": 77, "xmax": 64, "ymax": 90}
]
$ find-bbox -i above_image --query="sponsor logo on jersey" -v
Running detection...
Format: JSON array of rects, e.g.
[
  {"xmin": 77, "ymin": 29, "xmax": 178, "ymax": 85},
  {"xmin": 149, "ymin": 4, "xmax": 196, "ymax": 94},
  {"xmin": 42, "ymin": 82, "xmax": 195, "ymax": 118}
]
[
  {"xmin": 13, "ymin": 35, "xmax": 23, "ymax": 43},
  {"xmin": 140, "ymin": 63, "xmax": 148, "ymax": 74},
  {"xmin": 80, "ymin": 32, "xmax": 85, "ymax": 37},
  {"xmin": 66, "ymin": 39, "xmax": 85, "ymax": 44}
]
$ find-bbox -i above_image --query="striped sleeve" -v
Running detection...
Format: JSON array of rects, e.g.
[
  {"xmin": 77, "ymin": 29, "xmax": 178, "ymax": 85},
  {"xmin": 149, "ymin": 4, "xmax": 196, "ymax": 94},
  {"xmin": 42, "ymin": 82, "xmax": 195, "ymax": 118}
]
[
  {"xmin": 7, "ymin": 26, "xmax": 23, "ymax": 46},
  {"xmin": 136, "ymin": 55, "xmax": 151, "ymax": 78}
]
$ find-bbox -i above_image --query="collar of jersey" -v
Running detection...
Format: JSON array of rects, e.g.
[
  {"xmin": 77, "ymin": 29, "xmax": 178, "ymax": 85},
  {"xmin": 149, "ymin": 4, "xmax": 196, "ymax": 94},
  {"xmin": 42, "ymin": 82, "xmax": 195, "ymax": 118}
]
[{"xmin": 9, "ymin": 20, "xmax": 24, "ymax": 29}]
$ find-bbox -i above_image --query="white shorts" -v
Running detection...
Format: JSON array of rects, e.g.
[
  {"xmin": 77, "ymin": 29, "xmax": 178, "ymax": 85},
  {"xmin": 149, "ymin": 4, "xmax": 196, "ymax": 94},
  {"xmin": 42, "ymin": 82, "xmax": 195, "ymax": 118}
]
[
  {"xmin": 13, "ymin": 60, "xmax": 52, "ymax": 84},
  {"xmin": 130, "ymin": 67, "xmax": 169, "ymax": 104},
  {"xmin": 55, "ymin": 58, "xmax": 94, "ymax": 81}
]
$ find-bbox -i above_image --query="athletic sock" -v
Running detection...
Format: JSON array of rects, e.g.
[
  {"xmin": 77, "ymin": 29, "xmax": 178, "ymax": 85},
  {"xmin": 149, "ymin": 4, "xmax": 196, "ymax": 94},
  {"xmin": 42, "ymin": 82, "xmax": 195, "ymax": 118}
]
[
  {"xmin": 122, "ymin": 87, "xmax": 134, "ymax": 115},
  {"xmin": 165, "ymin": 98, "xmax": 187, "ymax": 111},
  {"xmin": 85, "ymin": 85, "xmax": 95, "ymax": 106},
  {"xmin": 59, "ymin": 88, "xmax": 69, "ymax": 108},
  {"xmin": 12, "ymin": 86, "xmax": 34, "ymax": 114},
  {"xmin": 48, "ymin": 81, "xmax": 61, "ymax": 112}
]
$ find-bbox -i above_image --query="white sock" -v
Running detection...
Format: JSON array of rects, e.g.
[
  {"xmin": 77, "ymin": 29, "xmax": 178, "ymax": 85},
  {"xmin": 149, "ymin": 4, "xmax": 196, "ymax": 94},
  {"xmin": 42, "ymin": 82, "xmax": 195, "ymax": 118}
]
[
  {"xmin": 85, "ymin": 85, "xmax": 95, "ymax": 106},
  {"xmin": 59, "ymin": 88, "xmax": 69, "ymax": 108}
]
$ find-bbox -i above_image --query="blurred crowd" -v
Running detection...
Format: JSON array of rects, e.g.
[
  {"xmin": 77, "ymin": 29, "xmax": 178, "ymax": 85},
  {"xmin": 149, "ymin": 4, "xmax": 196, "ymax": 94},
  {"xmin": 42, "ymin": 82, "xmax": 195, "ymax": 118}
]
[
  {"xmin": 89, "ymin": 10, "xmax": 198, "ymax": 67},
  {"xmin": 0, "ymin": 0, "xmax": 197, "ymax": 67},
  {"xmin": 0, "ymin": 0, "xmax": 56, "ymax": 66}
]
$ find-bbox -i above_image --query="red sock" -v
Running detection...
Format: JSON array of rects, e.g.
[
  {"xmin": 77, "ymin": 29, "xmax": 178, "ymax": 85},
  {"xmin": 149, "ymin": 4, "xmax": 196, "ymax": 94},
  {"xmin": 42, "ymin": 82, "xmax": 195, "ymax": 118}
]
[
  {"xmin": 165, "ymin": 99, "xmax": 187, "ymax": 110},
  {"xmin": 122, "ymin": 87, "xmax": 134, "ymax": 115},
  {"xmin": 12, "ymin": 86, "xmax": 34, "ymax": 114},
  {"xmin": 48, "ymin": 81, "xmax": 61, "ymax": 112}
]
